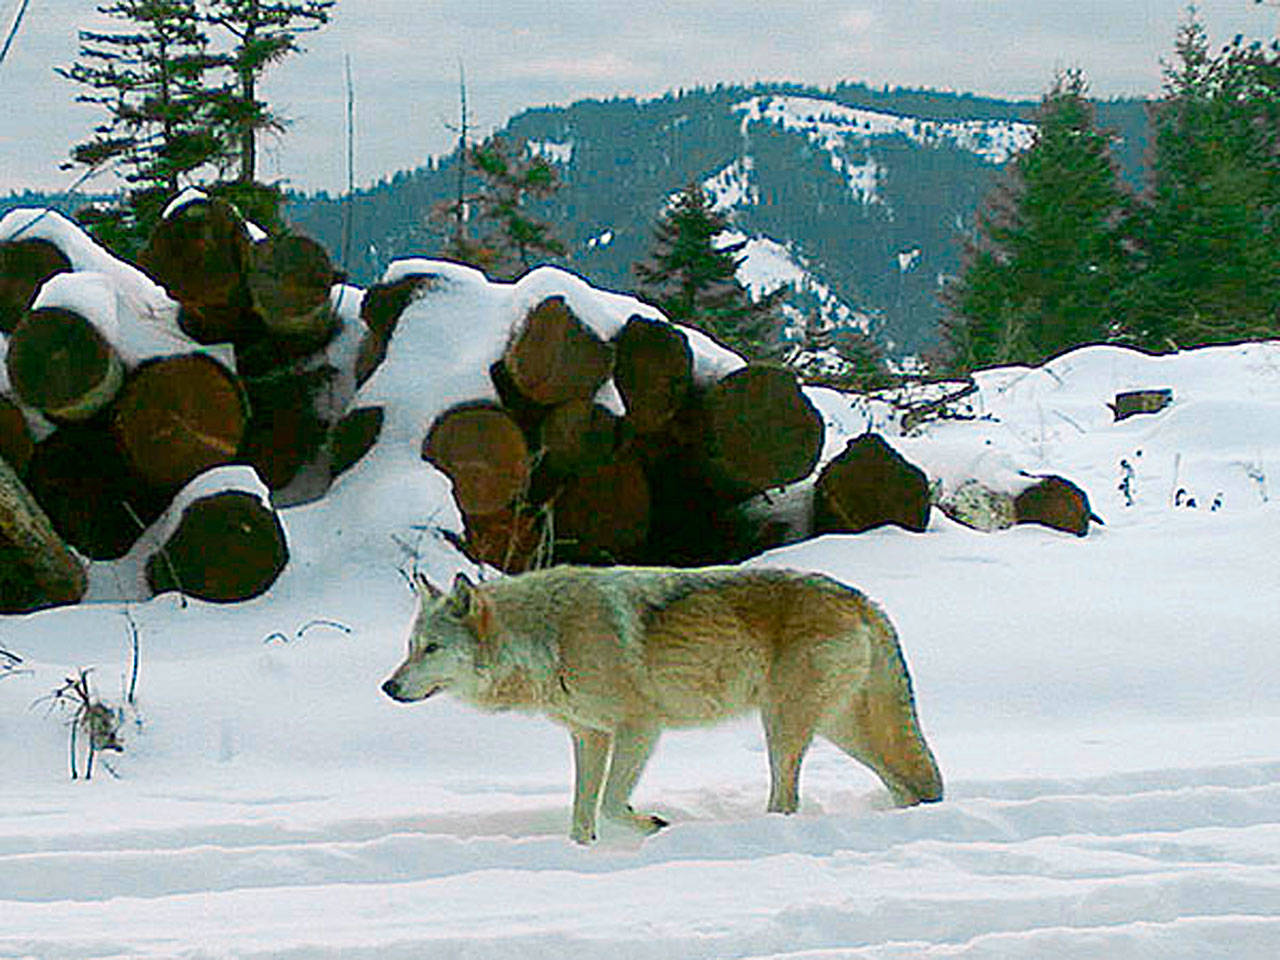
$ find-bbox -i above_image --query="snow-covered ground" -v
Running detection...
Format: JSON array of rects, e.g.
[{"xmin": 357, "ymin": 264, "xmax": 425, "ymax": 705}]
[{"xmin": 1, "ymin": 249, "xmax": 1278, "ymax": 958}]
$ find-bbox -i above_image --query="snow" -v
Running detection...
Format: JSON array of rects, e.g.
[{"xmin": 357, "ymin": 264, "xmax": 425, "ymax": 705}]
[
  {"xmin": 2, "ymin": 235, "xmax": 1279, "ymax": 957},
  {"xmin": 527, "ymin": 140, "xmax": 575, "ymax": 165}
]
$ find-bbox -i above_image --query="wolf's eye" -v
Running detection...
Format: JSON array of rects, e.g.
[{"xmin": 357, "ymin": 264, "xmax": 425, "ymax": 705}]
[{"xmin": 423, "ymin": 643, "xmax": 441, "ymax": 654}]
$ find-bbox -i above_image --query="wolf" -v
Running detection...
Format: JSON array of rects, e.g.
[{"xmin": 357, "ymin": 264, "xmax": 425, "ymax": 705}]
[{"xmin": 382, "ymin": 565, "xmax": 942, "ymax": 844}]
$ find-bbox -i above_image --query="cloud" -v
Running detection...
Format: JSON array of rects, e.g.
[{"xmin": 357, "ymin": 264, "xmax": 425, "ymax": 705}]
[{"xmin": 502, "ymin": 51, "xmax": 645, "ymax": 83}]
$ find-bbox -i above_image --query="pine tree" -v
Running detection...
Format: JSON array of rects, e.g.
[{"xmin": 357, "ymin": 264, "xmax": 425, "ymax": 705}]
[
  {"xmin": 634, "ymin": 182, "xmax": 781, "ymax": 358},
  {"xmin": 942, "ymin": 69, "xmax": 1135, "ymax": 370},
  {"xmin": 1135, "ymin": 9, "xmax": 1280, "ymax": 348}
]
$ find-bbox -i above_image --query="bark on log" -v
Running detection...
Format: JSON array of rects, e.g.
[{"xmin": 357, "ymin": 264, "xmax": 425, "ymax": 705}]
[
  {"xmin": 0, "ymin": 395, "xmax": 34, "ymax": 476},
  {"xmin": 697, "ymin": 363, "xmax": 824, "ymax": 500},
  {"xmin": 25, "ymin": 424, "xmax": 173, "ymax": 561},
  {"xmin": 356, "ymin": 274, "xmax": 437, "ymax": 386},
  {"xmin": 0, "ymin": 238, "xmax": 71, "ymax": 333},
  {"xmin": 502, "ymin": 296, "xmax": 612, "ymax": 406},
  {"xmin": 462, "ymin": 506, "xmax": 545, "ymax": 574},
  {"xmin": 0, "ymin": 454, "xmax": 87, "ymax": 613},
  {"xmin": 1109, "ymin": 389, "xmax": 1173, "ymax": 422},
  {"xmin": 613, "ymin": 315, "xmax": 693, "ymax": 434},
  {"xmin": 328, "ymin": 406, "xmax": 384, "ymax": 481},
  {"xmin": 145, "ymin": 490, "xmax": 288, "ymax": 603},
  {"xmin": 1014, "ymin": 475, "xmax": 1096, "ymax": 536},
  {"xmin": 423, "ymin": 401, "xmax": 531, "ymax": 516},
  {"xmin": 538, "ymin": 399, "xmax": 619, "ymax": 477},
  {"xmin": 246, "ymin": 234, "xmax": 339, "ymax": 352},
  {"xmin": 815, "ymin": 433, "xmax": 931, "ymax": 535},
  {"xmin": 141, "ymin": 198, "xmax": 254, "ymax": 343},
  {"xmin": 553, "ymin": 458, "xmax": 650, "ymax": 564},
  {"xmin": 112, "ymin": 354, "xmax": 248, "ymax": 488},
  {"xmin": 4, "ymin": 307, "xmax": 125, "ymax": 421}
]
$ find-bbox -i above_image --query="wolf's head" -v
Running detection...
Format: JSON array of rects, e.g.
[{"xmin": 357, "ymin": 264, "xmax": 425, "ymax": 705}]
[{"xmin": 381, "ymin": 572, "xmax": 491, "ymax": 703}]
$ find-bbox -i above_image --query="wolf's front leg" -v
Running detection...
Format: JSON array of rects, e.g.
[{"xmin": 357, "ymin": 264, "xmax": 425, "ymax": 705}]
[
  {"xmin": 569, "ymin": 726, "xmax": 611, "ymax": 844},
  {"xmin": 601, "ymin": 724, "xmax": 668, "ymax": 836}
]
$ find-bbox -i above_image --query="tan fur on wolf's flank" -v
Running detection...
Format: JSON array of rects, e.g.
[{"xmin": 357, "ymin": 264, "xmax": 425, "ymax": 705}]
[{"xmin": 382, "ymin": 565, "xmax": 942, "ymax": 844}]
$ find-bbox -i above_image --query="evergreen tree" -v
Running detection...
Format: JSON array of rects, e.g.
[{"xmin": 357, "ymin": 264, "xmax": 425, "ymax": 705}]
[
  {"xmin": 1134, "ymin": 9, "xmax": 1280, "ymax": 348},
  {"xmin": 634, "ymin": 182, "xmax": 782, "ymax": 358},
  {"xmin": 942, "ymin": 69, "xmax": 1135, "ymax": 370}
]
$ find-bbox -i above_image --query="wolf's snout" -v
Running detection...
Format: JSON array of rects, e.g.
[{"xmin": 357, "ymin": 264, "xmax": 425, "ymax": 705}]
[{"xmin": 381, "ymin": 678, "xmax": 410, "ymax": 702}]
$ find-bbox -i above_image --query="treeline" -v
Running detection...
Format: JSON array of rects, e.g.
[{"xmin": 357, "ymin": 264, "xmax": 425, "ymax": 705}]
[{"xmin": 942, "ymin": 12, "xmax": 1280, "ymax": 370}]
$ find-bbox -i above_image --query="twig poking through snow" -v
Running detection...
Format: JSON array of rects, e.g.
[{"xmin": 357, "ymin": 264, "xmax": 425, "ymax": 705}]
[{"xmin": 263, "ymin": 620, "xmax": 353, "ymax": 645}]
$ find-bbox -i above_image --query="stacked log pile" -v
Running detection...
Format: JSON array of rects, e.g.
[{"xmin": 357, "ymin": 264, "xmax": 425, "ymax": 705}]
[{"xmin": 419, "ymin": 299, "xmax": 826, "ymax": 571}]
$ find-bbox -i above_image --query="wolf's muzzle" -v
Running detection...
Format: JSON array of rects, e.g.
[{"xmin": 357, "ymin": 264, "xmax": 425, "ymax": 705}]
[{"xmin": 381, "ymin": 679, "xmax": 413, "ymax": 702}]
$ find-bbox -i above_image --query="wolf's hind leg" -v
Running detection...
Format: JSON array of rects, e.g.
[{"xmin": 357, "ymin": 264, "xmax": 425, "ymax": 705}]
[
  {"xmin": 601, "ymin": 724, "xmax": 667, "ymax": 835},
  {"xmin": 762, "ymin": 704, "xmax": 817, "ymax": 814},
  {"xmin": 570, "ymin": 725, "xmax": 612, "ymax": 844},
  {"xmin": 820, "ymin": 686, "xmax": 943, "ymax": 807}
]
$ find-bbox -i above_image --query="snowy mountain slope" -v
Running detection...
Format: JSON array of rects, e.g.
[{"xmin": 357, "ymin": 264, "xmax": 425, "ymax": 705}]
[{"xmin": 1, "ymin": 249, "xmax": 1279, "ymax": 957}]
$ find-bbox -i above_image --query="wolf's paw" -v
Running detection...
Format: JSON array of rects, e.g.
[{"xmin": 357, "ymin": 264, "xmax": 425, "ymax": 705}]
[{"xmin": 607, "ymin": 805, "xmax": 669, "ymax": 836}]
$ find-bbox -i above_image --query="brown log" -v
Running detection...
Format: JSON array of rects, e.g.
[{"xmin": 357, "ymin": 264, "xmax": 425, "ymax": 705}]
[
  {"xmin": 553, "ymin": 458, "xmax": 650, "ymax": 564},
  {"xmin": 815, "ymin": 433, "xmax": 931, "ymax": 535},
  {"xmin": 697, "ymin": 363, "xmax": 824, "ymax": 500},
  {"xmin": 423, "ymin": 401, "xmax": 531, "ymax": 515},
  {"xmin": 1014, "ymin": 475, "xmax": 1097, "ymax": 536},
  {"xmin": 1109, "ymin": 389, "xmax": 1173, "ymax": 422},
  {"xmin": 246, "ymin": 234, "xmax": 339, "ymax": 352},
  {"xmin": 613, "ymin": 315, "xmax": 693, "ymax": 434},
  {"xmin": 329, "ymin": 406, "xmax": 384, "ymax": 480},
  {"xmin": 4, "ymin": 307, "xmax": 125, "ymax": 421},
  {"xmin": 538, "ymin": 399, "xmax": 619, "ymax": 477},
  {"xmin": 502, "ymin": 296, "xmax": 612, "ymax": 405},
  {"xmin": 0, "ymin": 454, "xmax": 86, "ymax": 613},
  {"xmin": 0, "ymin": 395, "xmax": 34, "ymax": 475},
  {"xmin": 112, "ymin": 354, "xmax": 248, "ymax": 488},
  {"xmin": 25, "ymin": 424, "xmax": 173, "ymax": 561},
  {"xmin": 145, "ymin": 490, "xmax": 288, "ymax": 603},
  {"xmin": 237, "ymin": 363, "xmax": 335, "ymax": 490},
  {"xmin": 141, "ymin": 198, "xmax": 254, "ymax": 343},
  {"xmin": 462, "ymin": 506, "xmax": 546, "ymax": 574},
  {"xmin": 357, "ymin": 274, "xmax": 438, "ymax": 386},
  {"xmin": 0, "ymin": 238, "xmax": 71, "ymax": 333}
]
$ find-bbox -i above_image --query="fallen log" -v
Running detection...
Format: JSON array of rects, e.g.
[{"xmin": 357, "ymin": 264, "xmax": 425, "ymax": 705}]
[
  {"xmin": 422, "ymin": 401, "xmax": 531, "ymax": 516},
  {"xmin": 613, "ymin": 315, "xmax": 693, "ymax": 434},
  {"xmin": 328, "ymin": 406, "xmax": 384, "ymax": 481},
  {"xmin": 237, "ymin": 363, "xmax": 335, "ymax": 491},
  {"xmin": 0, "ymin": 238, "xmax": 71, "ymax": 333},
  {"xmin": 357, "ymin": 274, "xmax": 437, "ymax": 386},
  {"xmin": 502, "ymin": 296, "xmax": 613, "ymax": 406},
  {"xmin": 4, "ymin": 307, "xmax": 125, "ymax": 421},
  {"xmin": 145, "ymin": 489, "xmax": 288, "ymax": 603},
  {"xmin": 538, "ymin": 399, "xmax": 619, "ymax": 477},
  {"xmin": 0, "ymin": 395, "xmax": 34, "ymax": 476},
  {"xmin": 697, "ymin": 363, "xmax": 824, "ymax": 500},
  {"xmin": 246, "ymin": 233, "xmax": 339, "ymax": 353},
  {"xmin": 461, "ymin": 505, "xmax": 546, "ymax": 573},
  {"xmin": 112, "ymin": 354, "xmax": 248, "ymax": 488},
  {"xmin": 1109, "ymin": 389, "xmax": 1173, "ymax": 422},
  {"xmin": 0, "ymin": 454, "xmax": 87, "ymax": 613},
  {"xmin": 1014, "ymin": 475, "xmax": 1098, "ymax": 536},
  {"xmin": 815, "ymin": 433, "xmax": 931, "ymax": 534},
  {"xmin": 552, "ymin": 457, "xmax": 651, "ymax": 565}
]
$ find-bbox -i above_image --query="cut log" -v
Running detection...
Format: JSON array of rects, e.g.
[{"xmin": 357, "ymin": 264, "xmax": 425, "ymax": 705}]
[
  {"xmin": 4, "ymin": 307, "xmax": 126, "ymax": 421},
  {"xmin": 356, "ymin": 273, "xmax": 437, "ymax": 386},
  {"xmin": 538, "ymin": 399, "xmax": 619, "ymax": 477},
  {"xmin": 553, "ymin": 458, "xmax": 650, "ymax": 564},
  {"xmin": 502, "ymin": 296, "xmax": 613, "ymax": 405},
  {"xmin": 237, "ymin": 363, "xmax": 335, "ymax": 490},
  {"xmin": 0, "ymin": 395, "xmax": 34, "ymax": 475},
  {"xmin": 25, "ymin": 425, "xmax": 173, "ymax": 561},
  {"xmin": 246, "ymin": 234, "xmax": 339, "ymax": 351},
  {"xmin": 0, "ymin": 238, "xmax": 71, "ymax": 333},
  {"xmin": 145, "ymin": 490, "xmax": 288, "ymax": 603},
  {"xmin": 0, "ymin": 454, "xmax": 87, "ymax": 613},
  {"xmin": 1109, "ymin": 389, "xmax": 1173, "ymax": 422},
  {"xmin": 698, "ymin": 364, "xmax": 824, "ymax": 500},
  {"xmin": 613, "ymin": 315, "xmax": 693, "ymax": 434},
  {"xmin": 1014, "ymin": 475, "xmax": 1097, "ymax": 536},
  {"xmin": 815, "ymin": 433, "xmax": 931, "ymax": 534},
  {"xmin": 112, "ymin": 354, "xmax": 248, "ymax": 488},
  {"xmin": 329, "ymin": 406, "xmax": 384, "ymax": 480},
  {"xmin": 489, "ymin": 358, "xmax": 552, "ymax": 438},
  {"xmin": 141, "ymin": 198, "xmax": 253, "ymax": 342},
  {"xmin": 462, "ymin": 506, "xmax": 546, "ymax": 574},
  {"xmin": 423, "ymin": 401, "xmax": 531, "ymax": 516}
]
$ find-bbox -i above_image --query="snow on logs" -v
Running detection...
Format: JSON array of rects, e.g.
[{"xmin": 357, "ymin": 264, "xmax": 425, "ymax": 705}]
[{"xmin": 421, "ymin": 301, "xmax": 826, "ymax": 571}]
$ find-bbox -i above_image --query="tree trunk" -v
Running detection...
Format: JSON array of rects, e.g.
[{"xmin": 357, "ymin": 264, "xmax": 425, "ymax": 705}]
[
  {"xmin": 4, "ymin": 307, "xmax": 125, "ymax": 421},
  {"xmin": 613, "ymin": 315, "xmax": 692, "ymax": 434},
  {"xmin": 423, "ymin": 401, "xmax": 531, "ymax": 516},
  {"xmin": 814, "ymin": 433, "xmax": 931, "ymax": 535},
  {"xmin": 0, "ymin": 454, "xmax": 86, "ymax": 613},
  {"xmin": 696, "ymin": 363, "xmax": 824, "ymax": 500},
  {"xmin": 112, "ymin": 354, "xmax": 248, "ymax": 488},
  {"xmin": 0, "ymin": 238, "xmax": 71, "ymax": 333},
  {"xmin": 357, "ymin": 273, "xmax": 437, "ymax": 386},
  {"xmin": 538, "ymin": 399, "xmax": 619, "ymax": 477},
  {"xmin": 246, "ymin": 234, "xmax": 339, "ymax": 352},
  {"xmin": 145, "ymin": 490, "xmax": 288, "ymax": 603},
  {"xmin": 0, "ymin": 395, "xmax": 34, "ymax": 476},
  {"xmin": 328, "ymin": 405, "xmax": 384, "ymax": 481},
  {"xmin": 552, "ymin": 458, "xmax": 650, "ymax": 564},
  {"xmin": 502, "ymin": 296, "xmax": 613, "ymax": 405}
]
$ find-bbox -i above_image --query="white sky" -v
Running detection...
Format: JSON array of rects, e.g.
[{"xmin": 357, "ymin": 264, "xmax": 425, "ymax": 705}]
[{"xmin": 2, "ymin": 1, "xmax": 1277, "ymax": 195}]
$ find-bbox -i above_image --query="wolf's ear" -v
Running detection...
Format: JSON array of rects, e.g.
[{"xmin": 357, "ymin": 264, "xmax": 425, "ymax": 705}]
[
  {"xmin": 415, "ymin": 572, "xmax": 443, "ymax": 599},
  {"xmin": 446, "ymin": 572, "xmax": 478, "ymax": 618}
]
